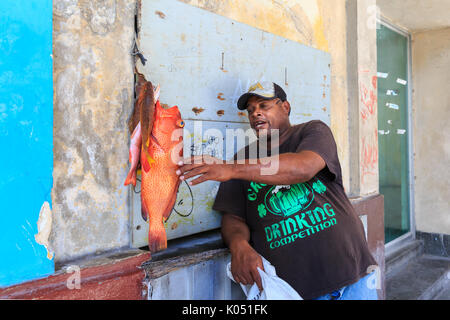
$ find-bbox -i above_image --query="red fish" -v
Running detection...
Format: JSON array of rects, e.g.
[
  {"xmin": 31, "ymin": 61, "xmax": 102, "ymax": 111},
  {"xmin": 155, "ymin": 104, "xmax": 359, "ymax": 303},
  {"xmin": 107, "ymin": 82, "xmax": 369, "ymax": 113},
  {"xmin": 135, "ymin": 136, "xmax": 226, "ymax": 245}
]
[{"xmin": 141, "ymin": 100, "xmax": 184, "ymax": 253}]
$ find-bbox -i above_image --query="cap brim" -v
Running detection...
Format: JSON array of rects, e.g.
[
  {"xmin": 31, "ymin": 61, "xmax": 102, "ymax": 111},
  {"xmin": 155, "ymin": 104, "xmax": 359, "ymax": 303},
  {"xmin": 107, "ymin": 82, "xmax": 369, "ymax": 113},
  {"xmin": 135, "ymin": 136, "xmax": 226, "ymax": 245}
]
[{"xmin": 237, "ymin": 93, "xmax": 274, "ymax": 110}]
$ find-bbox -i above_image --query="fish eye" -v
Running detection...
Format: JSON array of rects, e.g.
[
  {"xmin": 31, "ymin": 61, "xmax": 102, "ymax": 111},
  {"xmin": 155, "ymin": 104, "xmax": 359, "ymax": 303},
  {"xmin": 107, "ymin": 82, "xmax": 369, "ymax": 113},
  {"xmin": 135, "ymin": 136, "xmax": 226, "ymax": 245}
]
[{"xmin": 178, "ymin": 120, "xmax": 185, "ymax": 128}]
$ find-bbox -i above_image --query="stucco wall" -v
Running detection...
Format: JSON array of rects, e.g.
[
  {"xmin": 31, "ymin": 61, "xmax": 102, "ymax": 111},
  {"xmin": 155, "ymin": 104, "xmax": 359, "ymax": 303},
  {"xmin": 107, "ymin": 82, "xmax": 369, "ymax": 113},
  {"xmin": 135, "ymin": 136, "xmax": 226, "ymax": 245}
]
[
  {"xmin": 412, "ymin": 27, "xmax": 450, "ymax": 235},
  {"xmin": 50, "ymin": 0, "xmax": 354, "ymax": 263},
  {"xmin": 51, "ymin": 0, "xmax": 136, "ymax": 262},
  {"xmin": 50, "ymin": 0, "xmax": 380, "ymax": 263}
]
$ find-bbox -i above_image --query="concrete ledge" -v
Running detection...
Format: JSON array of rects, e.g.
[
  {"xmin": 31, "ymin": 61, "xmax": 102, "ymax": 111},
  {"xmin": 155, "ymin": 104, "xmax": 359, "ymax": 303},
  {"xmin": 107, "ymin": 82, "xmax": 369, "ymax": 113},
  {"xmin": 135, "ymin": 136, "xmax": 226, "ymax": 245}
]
[
  {"xmin": 142, "ymin": 248, "xmax": 229, "ymax": 280},
  {"xmin": 0, "ymin": 249, "xmax": 150, "ymax": 300}
]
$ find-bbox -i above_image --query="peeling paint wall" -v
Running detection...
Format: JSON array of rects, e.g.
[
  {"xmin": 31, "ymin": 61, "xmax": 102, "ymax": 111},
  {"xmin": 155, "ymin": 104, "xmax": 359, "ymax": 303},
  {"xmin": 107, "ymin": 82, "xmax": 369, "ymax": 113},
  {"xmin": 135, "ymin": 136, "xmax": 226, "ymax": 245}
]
[
  {"xmin": 412, "ymin": 27, "xmax": 450, "ymax": 235},
  {"xmin": 0, "ymin": 0, "xmax": 54, "ymax": 287},
  {"xmin": 52, "ymin": 0, "xmax": 136, "ymax": 262}
]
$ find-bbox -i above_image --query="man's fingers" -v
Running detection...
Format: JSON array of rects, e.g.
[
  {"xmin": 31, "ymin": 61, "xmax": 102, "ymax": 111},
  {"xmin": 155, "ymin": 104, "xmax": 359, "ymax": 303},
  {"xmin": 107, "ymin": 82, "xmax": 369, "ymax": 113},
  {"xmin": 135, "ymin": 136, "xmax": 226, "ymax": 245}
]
[
  {"xmin": 189, "ymin": 173, "xmax": 211, "ymax": 186},
  {"xmin": 251, "ymin": 268, "xmax": 263, "ymax": 291},
  {"xmin": 180, "ymin": 166, "xmax": 207, "ymax": 180},
  {"xmin": 177, "ymin": 162, "xmax": 203, "ymax": 174},
  {"xmin": 233, "ymin": 270, "xmax": 252, "ymax": 286}
]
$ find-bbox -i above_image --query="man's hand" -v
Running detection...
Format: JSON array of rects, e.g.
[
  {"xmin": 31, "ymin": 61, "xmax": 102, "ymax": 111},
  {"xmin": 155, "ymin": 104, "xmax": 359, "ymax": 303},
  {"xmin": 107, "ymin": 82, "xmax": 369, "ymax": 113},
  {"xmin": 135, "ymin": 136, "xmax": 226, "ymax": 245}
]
[
  {"xmin": 230, "ymin": 239, "xmax": 264, "ymax": 291},
  {"xmin": 176, "ymin": 155, "xmax": 234, "ymax": 186}
]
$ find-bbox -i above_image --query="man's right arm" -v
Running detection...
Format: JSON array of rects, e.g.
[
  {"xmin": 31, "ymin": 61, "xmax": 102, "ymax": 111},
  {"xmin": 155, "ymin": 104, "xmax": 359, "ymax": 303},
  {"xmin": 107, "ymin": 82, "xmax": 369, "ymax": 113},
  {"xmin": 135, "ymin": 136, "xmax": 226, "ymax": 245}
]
[{"xmin": 221, "ymin": 213, "xmax": 264, "ymax": 291}]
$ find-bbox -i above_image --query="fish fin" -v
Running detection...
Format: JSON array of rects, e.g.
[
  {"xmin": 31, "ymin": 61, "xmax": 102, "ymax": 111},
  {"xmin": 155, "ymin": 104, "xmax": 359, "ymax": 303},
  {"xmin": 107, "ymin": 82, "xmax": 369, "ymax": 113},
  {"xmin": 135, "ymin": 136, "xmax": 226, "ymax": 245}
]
[
  {"xmin": 124, "ymin": 169, "xmax": 137, "ymax": 187},
  {"xmin": 141, "ymin": 149, "xmax": 155, "ymax": 173},
  {"xmin": 150, "ymin": 132, "xmax": 161, "ymax": 148},
  {"xmin": 141, "ymin": 198, "xmax": 149, "ymax": 222},
  {"xmin": 162, "ymin": 180, "xmax": 181, "ymax": 222},
  {"xmin": 148, "ymin": 220, "xmax": 167, "ymax": 253}
]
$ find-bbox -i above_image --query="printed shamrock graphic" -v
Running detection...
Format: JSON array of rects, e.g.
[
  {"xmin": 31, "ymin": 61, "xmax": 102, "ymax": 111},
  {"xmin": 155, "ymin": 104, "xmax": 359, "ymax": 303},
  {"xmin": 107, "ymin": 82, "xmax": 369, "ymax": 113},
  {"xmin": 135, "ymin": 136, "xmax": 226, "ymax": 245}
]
[
  {"xmin": 312, "ymin": 180, "xmax": 327, "ymax": 194},
  {"xmin": 258, "ymin": 204, "xmax": 267, "ymax": 218}
]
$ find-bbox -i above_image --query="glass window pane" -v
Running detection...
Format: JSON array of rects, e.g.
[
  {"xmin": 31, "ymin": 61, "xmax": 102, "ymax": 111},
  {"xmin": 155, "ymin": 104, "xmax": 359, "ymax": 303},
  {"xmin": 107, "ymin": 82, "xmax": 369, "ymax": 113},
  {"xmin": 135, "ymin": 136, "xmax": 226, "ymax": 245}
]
[{"xmin": 377, "ymin": 24, "xmax": 411, "ymax": 243}]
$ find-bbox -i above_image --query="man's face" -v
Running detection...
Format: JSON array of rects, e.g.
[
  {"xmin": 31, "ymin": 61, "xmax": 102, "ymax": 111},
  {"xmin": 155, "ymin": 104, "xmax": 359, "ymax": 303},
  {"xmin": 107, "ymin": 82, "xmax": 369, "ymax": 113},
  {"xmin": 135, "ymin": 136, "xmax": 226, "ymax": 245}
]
[{"xmin": 246, "ymin": 96, "xmax": 290, "ymax": 138}]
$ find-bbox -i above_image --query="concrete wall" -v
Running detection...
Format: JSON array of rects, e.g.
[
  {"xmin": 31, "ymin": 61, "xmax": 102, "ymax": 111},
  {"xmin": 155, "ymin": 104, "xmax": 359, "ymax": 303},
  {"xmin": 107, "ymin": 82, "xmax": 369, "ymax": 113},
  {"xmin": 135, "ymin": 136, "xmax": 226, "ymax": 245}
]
[
  {"xmin": 0, "ymin": 0, "xmax": 386, "ymax": 296},
  {"xmin": 50, "ymin": 0, "xmax": 356, "ymax": 263},
  {"xmin": 411, "ymin": 27, "xmax": 450, "ymax": 235},
  {"xmin": 52, "ymin": 0, "xmax": 136, "ymax": 262},
  {"xmin": 346, "ymin": 0, "xmax": 379, "ymax": 197}
]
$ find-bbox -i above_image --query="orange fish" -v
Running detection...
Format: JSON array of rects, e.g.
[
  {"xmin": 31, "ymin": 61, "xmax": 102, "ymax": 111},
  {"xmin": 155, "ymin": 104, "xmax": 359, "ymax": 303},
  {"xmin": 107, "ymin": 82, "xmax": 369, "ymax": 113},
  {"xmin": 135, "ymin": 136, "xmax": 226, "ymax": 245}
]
[{"xmin": 141, "ymin": 100, "xmax": 184, "ymax": 253}]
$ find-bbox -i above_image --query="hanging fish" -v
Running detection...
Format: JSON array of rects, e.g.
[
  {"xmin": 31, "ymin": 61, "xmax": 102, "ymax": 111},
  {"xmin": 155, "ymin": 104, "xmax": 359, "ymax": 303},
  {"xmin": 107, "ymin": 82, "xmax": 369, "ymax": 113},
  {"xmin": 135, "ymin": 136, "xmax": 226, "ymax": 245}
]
[
  {"xmin": 124, "ymin": 71, "xmax": 184, "ymax": 253},
  {"xmin": 141, "ymin": 100, "xmax": 184, "ymax": 253}
]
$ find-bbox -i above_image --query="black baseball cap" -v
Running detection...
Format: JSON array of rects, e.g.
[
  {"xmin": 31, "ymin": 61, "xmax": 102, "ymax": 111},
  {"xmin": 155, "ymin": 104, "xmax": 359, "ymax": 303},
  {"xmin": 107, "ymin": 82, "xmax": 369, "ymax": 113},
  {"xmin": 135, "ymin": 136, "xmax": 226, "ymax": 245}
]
[{"xmin": 237, "ymin": 81, "xmax": 287, "ymax": 110}]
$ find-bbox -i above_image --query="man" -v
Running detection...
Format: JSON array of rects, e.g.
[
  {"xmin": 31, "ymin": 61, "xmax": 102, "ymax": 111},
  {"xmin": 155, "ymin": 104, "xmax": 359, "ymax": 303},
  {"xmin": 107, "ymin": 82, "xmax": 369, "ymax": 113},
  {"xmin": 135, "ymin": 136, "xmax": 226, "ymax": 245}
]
[{"xmin": 176, "ymin": 82, "xmax": 378, "ymax": 300}]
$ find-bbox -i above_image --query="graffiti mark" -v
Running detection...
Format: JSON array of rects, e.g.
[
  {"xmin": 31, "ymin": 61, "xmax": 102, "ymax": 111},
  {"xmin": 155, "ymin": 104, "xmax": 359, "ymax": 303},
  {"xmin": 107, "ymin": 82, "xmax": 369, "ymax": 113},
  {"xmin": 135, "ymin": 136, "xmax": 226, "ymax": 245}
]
[
  {"xmin": 190, "ymin": 135, "xmax": 221, "ymax": 158},
  {"xmin": 360, "ymin": 81, "xmax": 377, "ymax": 122},
  {"xmin": 372, "ymin": 76, "xmax": 377, "ymax": 89},
  {"xmin": 360, "ymin": 130, "xmax": 379, "ymax": 183}
]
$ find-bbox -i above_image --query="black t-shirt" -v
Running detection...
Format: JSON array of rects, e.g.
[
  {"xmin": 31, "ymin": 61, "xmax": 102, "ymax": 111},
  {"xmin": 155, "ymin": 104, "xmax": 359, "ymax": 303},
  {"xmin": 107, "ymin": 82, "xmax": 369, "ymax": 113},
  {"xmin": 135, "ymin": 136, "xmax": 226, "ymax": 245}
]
[{"xmin": 212, "ymin": 120, "xmax": 377, "ymax": 300}]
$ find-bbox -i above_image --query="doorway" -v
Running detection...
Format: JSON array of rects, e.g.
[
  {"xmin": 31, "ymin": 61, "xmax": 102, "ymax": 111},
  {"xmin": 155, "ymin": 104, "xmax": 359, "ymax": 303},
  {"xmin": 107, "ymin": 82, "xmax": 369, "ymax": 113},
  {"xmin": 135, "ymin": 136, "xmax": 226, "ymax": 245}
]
[{"xmin": 376, "ymin": 22, "xmax": 413, "ymax": 244}]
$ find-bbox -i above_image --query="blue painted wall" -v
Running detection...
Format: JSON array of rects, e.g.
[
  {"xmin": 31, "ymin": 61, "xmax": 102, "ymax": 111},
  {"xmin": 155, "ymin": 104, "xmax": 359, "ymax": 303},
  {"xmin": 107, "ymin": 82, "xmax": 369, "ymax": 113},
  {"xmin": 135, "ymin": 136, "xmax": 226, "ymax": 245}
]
[{"xmin": 0, "ymin": 0, "xmax": 54, "ymax": 287}]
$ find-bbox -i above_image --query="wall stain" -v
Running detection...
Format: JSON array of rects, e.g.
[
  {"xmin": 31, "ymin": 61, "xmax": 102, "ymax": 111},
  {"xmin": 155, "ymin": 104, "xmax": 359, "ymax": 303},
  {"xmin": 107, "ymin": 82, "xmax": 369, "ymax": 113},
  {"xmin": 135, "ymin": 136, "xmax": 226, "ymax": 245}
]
[
  {"xmin": 192, "ymin": 107, "xmax": 205, "ymax": 115},
  {"xmin": 155, "ymin": 10, "xmax": 166, "ymax": 19}
]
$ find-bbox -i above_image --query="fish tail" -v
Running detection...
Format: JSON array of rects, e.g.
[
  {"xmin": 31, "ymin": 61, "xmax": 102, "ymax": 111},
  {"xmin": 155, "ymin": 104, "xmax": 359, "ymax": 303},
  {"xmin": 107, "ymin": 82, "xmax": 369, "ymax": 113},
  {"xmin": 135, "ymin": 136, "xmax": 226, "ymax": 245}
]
[{"xmin": 148, "ymin": 220, "xmax": 167, "ymax": 253}]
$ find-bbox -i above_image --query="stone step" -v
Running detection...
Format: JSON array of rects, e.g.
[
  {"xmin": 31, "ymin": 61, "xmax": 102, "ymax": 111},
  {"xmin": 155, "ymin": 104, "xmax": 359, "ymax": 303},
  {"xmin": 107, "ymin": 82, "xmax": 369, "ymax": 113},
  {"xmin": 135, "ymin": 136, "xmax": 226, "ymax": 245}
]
[
  {"xmin": 385, "ymin": 239, "xmax": 424, "ymax": 275},
  {"xmin": 386, "ymin": 255, "xmax": 450, "ymax": 300},
  {"xmin": 434, "ymin": 283, "xmax": 450, "ymax": 300}
]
